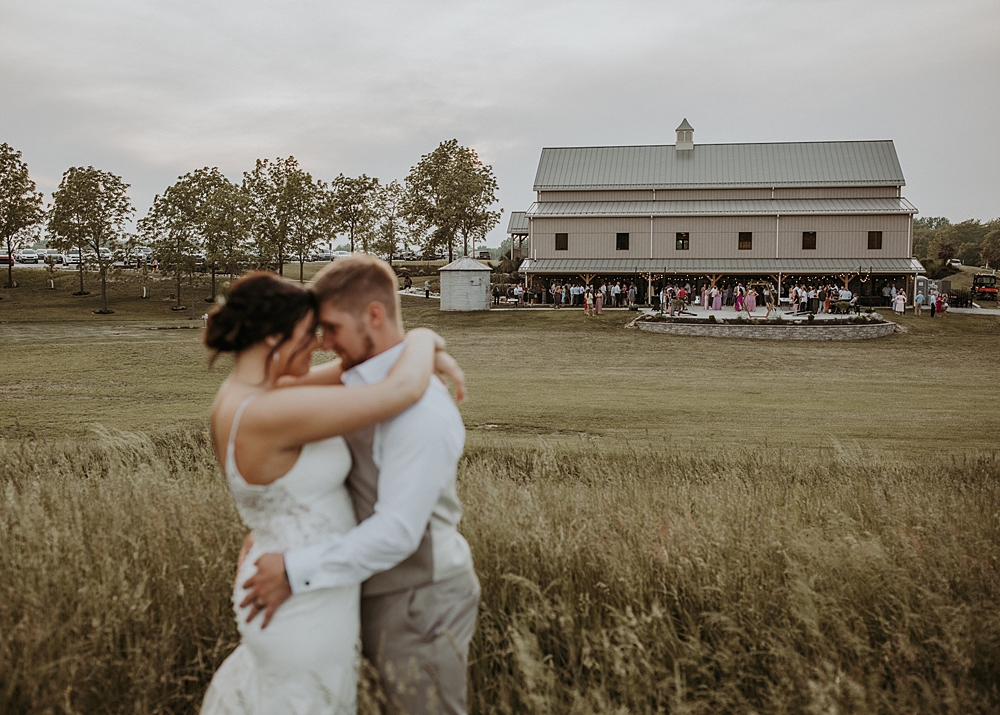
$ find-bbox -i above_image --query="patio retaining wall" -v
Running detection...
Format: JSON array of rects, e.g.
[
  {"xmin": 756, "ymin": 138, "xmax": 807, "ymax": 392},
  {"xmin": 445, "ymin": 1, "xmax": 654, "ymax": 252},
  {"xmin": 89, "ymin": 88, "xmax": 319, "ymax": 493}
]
[{"xmin": 636, "ymin": 320, "xmax": 898, "ymax": 341}]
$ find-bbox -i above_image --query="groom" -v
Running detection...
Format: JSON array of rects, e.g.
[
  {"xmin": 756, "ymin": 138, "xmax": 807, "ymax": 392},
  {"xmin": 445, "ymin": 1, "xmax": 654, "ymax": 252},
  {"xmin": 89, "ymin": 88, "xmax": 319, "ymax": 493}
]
[{"xmin": 244, "ymin": 255, "xmax": 480, "ymax": 715}]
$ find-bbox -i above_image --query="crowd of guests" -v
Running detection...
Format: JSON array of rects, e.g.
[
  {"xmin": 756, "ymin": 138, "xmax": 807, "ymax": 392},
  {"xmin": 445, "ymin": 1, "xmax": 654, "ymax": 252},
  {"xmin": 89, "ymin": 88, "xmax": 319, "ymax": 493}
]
[
  {"xmin": 494, "ymin": 281, "xmax": 641, "ymax": 310},
  {"xmin": 785, "ymin": 283, "xmax": 860, "ymax": 314},
  {"xmin": 913, "ymin": 290, "xmax": 948, "ymax": 317},
  {"xmin": 489, "ymin": 278, "xmax": 949, "ymax": 318}
]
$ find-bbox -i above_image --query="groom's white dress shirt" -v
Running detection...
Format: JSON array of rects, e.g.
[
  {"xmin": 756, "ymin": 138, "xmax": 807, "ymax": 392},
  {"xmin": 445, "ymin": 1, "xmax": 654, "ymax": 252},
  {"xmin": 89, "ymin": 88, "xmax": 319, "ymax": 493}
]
[{"xmin": 284, "ymin": 341, "xmax": 472, "ymax": 594}]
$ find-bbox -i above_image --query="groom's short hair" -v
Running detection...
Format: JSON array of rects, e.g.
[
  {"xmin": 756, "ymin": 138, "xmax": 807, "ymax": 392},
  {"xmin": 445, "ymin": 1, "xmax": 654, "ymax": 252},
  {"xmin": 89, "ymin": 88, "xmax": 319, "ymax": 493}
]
[{"xmin": 312, "ymin": 254, "xmax": 400, "ymax": 321}]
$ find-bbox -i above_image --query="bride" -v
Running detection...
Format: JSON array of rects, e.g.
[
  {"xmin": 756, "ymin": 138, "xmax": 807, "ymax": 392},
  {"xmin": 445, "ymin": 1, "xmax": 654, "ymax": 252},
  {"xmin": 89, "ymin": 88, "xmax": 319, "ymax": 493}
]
[{"xmin": 199, "ymin": 272, "xmax": 463, "ymax": 714}]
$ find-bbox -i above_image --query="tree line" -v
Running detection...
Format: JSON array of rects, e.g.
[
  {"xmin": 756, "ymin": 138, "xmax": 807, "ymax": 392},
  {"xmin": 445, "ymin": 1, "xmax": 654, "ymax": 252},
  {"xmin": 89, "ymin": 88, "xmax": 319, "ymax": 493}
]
[
  {"xmin": 913, "ymin": 216, "xmax": 1000, "ymax": 275},
  {"xmin": 0, "ymin": 140, "xmax": 501, "ymax": 312}
]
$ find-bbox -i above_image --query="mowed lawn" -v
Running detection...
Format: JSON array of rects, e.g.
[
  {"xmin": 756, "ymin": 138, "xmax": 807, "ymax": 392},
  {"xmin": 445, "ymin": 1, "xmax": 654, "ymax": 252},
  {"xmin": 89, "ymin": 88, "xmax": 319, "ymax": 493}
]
[{"xmin": 1, "ymin": 266, "xmax": 998, "ymax": 457}]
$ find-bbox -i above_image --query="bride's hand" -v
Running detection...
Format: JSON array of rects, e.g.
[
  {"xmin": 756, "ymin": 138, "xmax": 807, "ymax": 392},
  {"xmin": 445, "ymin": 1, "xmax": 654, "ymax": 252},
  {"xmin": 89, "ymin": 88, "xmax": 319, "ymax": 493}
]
[{"xmin": 434, "ymin": 351, "xmax": 467, "ymax": 403}]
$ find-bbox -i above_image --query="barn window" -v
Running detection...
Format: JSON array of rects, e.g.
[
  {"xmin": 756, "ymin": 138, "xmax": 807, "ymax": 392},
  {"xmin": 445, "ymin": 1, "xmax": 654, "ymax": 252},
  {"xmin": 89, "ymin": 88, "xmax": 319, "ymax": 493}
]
[
  {"xmin": 616, "ymin": 233, "xmax": 629, "ymax": 250},
  {"xmin": 738, "ymin": 232, "xmax": 753, "ymax": 250},
  {"xmin": 868, "ymin": 231, "xmax": 883, "ymax": 250},
  {"xmin": 802, "ymin": 231, "xmax": 817, "ymax": 250},
  {"xmin": 555, "ymin": 233, "xmax": 568, "ymax": 251},
  {"xmin": 676, "ymin": 232, "xmax": 690, "ymax": 250}
]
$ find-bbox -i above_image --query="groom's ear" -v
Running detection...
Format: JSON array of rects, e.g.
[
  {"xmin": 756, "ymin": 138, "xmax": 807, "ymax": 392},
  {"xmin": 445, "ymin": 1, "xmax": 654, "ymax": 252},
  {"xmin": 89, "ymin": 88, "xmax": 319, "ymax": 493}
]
[{"xmin": 363, "ymin": 300, "xmax": 386, "ymax": 329}]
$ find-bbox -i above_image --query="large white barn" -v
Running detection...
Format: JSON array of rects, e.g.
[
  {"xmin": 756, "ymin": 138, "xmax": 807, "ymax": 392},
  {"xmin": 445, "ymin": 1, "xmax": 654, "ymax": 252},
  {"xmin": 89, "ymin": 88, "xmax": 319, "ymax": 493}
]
[{"xmin": 517, "ymin": 120, "xmax": 923, "ymax": 304}]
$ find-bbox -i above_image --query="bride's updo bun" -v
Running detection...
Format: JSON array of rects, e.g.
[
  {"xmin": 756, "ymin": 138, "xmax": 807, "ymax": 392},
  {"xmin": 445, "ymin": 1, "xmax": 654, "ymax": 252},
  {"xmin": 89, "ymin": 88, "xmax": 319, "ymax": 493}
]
[{"xmin": 205, "ymin": 272, "xmax": 316, "ymax": 360}]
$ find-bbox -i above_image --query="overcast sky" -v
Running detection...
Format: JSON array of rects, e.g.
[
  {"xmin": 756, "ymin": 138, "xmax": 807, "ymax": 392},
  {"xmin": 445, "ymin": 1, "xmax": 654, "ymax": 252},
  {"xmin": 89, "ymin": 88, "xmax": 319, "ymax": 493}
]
[{"xmin": 2, "ymin": 0, "xmax": 997, "ymax": 247}]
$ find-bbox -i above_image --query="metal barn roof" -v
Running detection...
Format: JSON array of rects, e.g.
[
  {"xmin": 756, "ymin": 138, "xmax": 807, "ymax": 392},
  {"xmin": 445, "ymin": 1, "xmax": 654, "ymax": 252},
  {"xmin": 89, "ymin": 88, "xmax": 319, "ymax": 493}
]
[
  {"xmin": 519, "ymin": 257, "xmax": 924, "ymax": 275},
  {"xmin": 507, "ymin": 211, "xmax": 529, "ymax": 235},
  {"xmin": 533, "ymin": 141, "xmax": 906, "ymax": 191},
  {"xmin": 526, "ymin": 197, "xmax": 917, "ymax": 218},
  {"xmin": 439, "ymin": 256, "xmax": 492, "ymax": 272}
]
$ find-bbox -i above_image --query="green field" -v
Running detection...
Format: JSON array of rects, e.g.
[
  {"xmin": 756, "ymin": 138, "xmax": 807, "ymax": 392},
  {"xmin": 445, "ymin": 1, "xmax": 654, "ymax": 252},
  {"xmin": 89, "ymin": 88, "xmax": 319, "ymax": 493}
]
[
  {"xmin": 1, "ymin": 267, "xmax": 999, "ymax": 714},
  {"xmin": 2, "ymin": 266, "xmax": 998, "ymax": 457}
]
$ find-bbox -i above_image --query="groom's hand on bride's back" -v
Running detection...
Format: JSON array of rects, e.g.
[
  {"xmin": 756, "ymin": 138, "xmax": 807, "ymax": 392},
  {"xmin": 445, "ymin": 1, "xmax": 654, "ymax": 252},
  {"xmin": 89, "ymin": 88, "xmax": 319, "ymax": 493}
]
[{"xmin": 241, "ymin": 553, "xmax": 292, "ymax": 628}]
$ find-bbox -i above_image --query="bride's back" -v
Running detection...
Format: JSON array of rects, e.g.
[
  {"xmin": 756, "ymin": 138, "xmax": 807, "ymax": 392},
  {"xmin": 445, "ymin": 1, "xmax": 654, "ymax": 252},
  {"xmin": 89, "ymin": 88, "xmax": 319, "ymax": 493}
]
[{"xmin": 223, "ymin": 395, "xmax": 356, "ymax": 553}]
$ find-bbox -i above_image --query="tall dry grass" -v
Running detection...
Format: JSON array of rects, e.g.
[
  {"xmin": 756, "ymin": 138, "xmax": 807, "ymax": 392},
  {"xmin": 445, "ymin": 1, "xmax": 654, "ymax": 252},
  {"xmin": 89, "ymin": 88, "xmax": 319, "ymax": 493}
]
[
  {"xmin": 1, "ymin": 432, "xmax": 998, "ymax": 713},
  {"xmin": 0, "ymin": 429, "xmax": 242, "ymax": 713}
]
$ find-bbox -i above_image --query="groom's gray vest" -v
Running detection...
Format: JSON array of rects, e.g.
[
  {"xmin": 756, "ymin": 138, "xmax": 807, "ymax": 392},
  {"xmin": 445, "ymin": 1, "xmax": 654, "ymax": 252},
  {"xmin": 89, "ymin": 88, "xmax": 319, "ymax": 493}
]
[{"xmin": 344, "ymin": 427, "xmax": 434, "ymax": 597}]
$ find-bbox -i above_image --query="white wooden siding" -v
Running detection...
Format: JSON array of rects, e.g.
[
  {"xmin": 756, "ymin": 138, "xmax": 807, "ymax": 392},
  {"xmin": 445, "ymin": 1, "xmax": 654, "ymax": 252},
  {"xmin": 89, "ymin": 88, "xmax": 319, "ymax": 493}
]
[{"xmin": 532, "ymin": 214, "xmax": 910, "ymax": 261}]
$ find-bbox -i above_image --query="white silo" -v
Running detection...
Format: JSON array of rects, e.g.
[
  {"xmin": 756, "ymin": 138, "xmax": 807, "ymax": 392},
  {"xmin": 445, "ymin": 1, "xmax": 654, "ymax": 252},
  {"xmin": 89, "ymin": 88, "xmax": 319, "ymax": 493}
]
[{"xmin": 438, "ymin": 257, "xmax": 492, "ymax": 311}]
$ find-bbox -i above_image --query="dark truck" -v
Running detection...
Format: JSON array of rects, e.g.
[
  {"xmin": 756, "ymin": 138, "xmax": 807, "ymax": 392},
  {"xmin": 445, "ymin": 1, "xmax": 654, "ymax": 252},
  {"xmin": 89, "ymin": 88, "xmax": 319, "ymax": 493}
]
[{"xmin": 971, "ymin": 273, "xmax": 998, "ymax": 301}]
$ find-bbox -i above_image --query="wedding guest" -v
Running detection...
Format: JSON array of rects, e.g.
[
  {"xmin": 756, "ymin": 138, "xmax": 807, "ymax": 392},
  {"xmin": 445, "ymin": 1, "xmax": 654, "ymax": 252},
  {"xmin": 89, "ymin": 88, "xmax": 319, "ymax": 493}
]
[{"xmin": 893, "ymin": 289, "xmax": 906, "ymax": 314}]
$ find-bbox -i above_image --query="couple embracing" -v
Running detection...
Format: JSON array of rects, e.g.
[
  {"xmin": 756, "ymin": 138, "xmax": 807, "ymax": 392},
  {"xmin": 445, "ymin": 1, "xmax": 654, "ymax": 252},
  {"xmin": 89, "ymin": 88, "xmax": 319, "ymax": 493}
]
[{"xmin": 200, "ymin": 255, "xmax": 479, "ymax": 714}]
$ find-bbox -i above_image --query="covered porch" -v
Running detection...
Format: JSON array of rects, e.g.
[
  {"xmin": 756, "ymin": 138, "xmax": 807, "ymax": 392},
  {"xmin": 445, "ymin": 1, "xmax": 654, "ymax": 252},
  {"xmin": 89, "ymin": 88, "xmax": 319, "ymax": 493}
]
[{"xmin": 518, "ymin": 257, "xmax": 925, "ymax": 307}]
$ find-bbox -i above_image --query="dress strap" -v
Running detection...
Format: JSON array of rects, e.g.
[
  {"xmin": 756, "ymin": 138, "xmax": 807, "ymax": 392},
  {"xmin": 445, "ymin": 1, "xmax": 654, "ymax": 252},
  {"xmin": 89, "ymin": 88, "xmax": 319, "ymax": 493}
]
[{"xmin": 226, "ymin": 394, "xmax": 259, "ymax": 465}]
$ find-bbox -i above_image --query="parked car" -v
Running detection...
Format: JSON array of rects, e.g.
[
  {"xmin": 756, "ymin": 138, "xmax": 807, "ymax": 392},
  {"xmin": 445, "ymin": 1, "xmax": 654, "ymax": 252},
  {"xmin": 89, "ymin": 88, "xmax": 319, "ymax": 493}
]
[
  {"xmin": 63, "ymin": 250, "xmax": 81, "ymax": 266},
  {"xmin": 17, "ymin": 249, "xmax": 39, "ymax": 264},
  {"xmin": 312, "ymin": 249, "xmax": 334, "ymax": 261},
  {"xmin": 332, "ymin": 251, "xmax": 351, "ymax": 259},
  {"xmin": 0, "ymin": 252, "xmax": 11, "ymax": 266},
  {"xmin": 947, "ymin": 258, "xmax": 963, "ymax": 266}
]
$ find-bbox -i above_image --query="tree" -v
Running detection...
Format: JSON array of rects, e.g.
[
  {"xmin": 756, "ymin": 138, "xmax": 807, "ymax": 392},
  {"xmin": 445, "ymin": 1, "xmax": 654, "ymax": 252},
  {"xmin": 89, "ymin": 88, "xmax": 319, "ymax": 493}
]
[
  {"xmin": 403, "ymin": 139, "xmax": 501, "ymax": 261},
  {"xmin": 370, "ymin": 179, "xmax": 409, "ymax": 261},
  {"xmin": 913, "ymin": 216, "xmax": 951, "ymax": 261},
  {"xmin": 0, "ymin": 143, "xmax": 45, "ymax": 288},
  {"xmin": 287, "ymin": 178, "xmax": 331, "ymax": 282},
  {"xmin": 138, "ymin": 176, "xmax": 203, "ymax": 311},
  {"xmin": 48, "ymin": 167, "xmax": 133, "ymax": 312},
  {"xmin": 243, "ymin": 157, "xmax": 318, "ymax": 275},
  {"xmin": 184, "ymin": 168, "xmax": 252, "ymax": 300},
  {"xmin": 935, "ymin": 239, "xmax": 956, "ymax": 264},
  {"xmin": 981, "ymin": 229, "xmax": 1000, "ymax": 269},
  {"xmin": 329, "ymin": 174, "xmax": 379, "ymax": 253}
]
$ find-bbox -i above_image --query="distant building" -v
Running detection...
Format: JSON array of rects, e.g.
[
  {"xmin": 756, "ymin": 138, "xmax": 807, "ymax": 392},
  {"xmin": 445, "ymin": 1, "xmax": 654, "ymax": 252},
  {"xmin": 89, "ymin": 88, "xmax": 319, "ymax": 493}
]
[
  {"xmin": 506, "ymin": 211, "xmax": 529, "ymax": 259},
  {"xmin": 518, "ymin": 120, "xmax": 923, "ymax": 302}
]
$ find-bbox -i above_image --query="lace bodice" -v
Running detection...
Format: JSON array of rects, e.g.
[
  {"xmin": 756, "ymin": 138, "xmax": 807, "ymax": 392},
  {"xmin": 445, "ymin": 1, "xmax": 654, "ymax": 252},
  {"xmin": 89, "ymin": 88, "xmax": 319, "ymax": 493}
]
[{"xmin": 225, "ymin": 396, "xmax": 356, "ymax": 553}]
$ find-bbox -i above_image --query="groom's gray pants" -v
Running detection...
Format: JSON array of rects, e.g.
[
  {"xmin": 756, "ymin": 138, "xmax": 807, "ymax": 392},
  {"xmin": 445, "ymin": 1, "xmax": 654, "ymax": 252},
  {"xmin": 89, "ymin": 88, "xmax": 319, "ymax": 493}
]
[{"xmin": 361, "ymin": 570, "xmax": 480, "ymax": 715}]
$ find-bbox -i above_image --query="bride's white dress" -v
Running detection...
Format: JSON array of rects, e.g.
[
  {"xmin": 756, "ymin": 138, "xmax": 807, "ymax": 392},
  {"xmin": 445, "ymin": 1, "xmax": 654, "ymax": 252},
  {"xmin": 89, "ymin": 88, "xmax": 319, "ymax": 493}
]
[{"xmin": 202, "ymin": 397, "xmax": 360, "ymax": 714}]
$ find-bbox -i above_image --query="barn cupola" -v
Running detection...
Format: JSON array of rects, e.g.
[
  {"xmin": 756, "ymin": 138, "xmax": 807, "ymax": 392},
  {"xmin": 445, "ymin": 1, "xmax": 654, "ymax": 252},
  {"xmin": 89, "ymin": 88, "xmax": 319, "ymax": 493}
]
[{"xmin": 675, "ymin": 118, "xmax": 694, "ymax": 151}]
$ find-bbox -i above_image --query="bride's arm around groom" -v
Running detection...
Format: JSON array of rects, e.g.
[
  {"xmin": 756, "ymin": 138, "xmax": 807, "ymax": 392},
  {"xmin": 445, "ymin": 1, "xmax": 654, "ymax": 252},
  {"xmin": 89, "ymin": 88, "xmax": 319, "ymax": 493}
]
[{"xmin": 245, "ymin": 255, "xmax": 480, "ymax": 715}]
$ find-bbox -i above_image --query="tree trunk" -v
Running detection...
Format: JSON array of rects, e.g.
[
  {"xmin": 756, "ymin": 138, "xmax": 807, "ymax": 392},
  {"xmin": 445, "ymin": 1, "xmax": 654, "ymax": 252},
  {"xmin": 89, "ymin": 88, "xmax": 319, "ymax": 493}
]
[
  {"xmin": 350, "ymin": 226, "xmax": 355, "ymax": 253},
  {"xmin": 211, "ymin": 265, "xmax": 217, "ymax": 301},
  {"xmin": 299, "ymin": 258, "xmax": 304, "ymax": 283},
  {"xmin": 100, "ymin": 264, "xmax": 108, "ymax": 312},
  {"xmin": 5, "ymin": 241, "xmax": 12, "ymax": 288},
  {"xmin": 278, "ymin": 248, "xmax": 284, "ymax": 276},
  {"xmin": 77, "ymin": 249, "xmax": 85, "ymax": 293},
  {"xmin": 176, "ymin": 272, "xmax": 182, "ymax": 309}
]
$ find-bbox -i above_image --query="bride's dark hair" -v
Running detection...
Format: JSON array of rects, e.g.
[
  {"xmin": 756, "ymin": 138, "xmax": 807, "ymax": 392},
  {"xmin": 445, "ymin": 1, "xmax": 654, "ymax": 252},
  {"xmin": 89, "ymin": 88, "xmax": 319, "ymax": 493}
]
[{"xmin": 205, "ymin": 272, "xmax": 317, "ymax": 366}]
